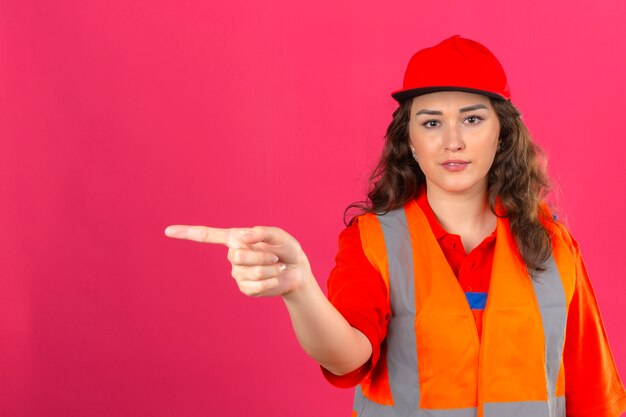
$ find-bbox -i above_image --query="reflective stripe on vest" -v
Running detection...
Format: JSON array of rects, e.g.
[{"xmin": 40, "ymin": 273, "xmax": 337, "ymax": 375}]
[{"xmin": 352, "ymin": 198, "xmax": 572, "ymax": 417}]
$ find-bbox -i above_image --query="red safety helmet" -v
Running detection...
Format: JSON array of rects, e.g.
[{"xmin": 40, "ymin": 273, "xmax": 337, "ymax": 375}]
[{"xmin": 391, "ymin": 35, "xmax": 511, "ymax": 103}]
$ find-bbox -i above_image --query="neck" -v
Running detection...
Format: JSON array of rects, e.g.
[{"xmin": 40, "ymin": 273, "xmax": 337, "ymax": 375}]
[{"xmin": 425, "ymin": 181, "xmax": 496, "ymax": 236}]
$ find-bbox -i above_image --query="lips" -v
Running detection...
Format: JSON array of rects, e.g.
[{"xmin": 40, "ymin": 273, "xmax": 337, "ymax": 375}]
[{"xmin": 441, "ymin": 160, "xmax": 469, "ymax": 166}]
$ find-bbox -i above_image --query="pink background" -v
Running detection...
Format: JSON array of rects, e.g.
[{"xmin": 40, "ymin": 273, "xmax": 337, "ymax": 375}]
[{"xmin": 1, "ymin": 1, "xmax": 625, "ymax": 416}]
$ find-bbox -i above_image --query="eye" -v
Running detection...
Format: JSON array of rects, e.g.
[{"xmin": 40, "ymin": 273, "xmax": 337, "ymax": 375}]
[
  {"xmin": 465, "ymin": 115, "xmax": 483, "ymax": 124},
  {"xmin": 422, "ymin": 120, "xmax": 441, "ymax": 128}
]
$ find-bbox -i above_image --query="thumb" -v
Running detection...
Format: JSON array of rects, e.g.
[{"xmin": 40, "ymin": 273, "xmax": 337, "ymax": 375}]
[
  {"xmin": 240, "ymin": 226, "xmax": 305, "ymax": 267},
  {"xmin": 240, "ymin": 226, "xmax": 288, "ymax": 247}
]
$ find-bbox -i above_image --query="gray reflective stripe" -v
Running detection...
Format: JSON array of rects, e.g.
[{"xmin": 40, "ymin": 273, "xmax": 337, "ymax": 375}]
[
  {"xmin": 379, "ymin": 208, "xmax": 420, "ymax": 415},
  {"xmin": 421, "ymin": 408, "xmax": 477, "ymax": 417},
  {"xmin": 355, "ymin": 385, "xmax": 477, "ymax": 417},
  {"xmin": 484, "ymin": 395, "xmax": 565, "ymax": 417},
  {"xmin": 552, "ymin": 394, "xmax": 566, "ymax": 417},
  {"xmin": 352, "ymin": 207, "xmax": 420, "ymax": 417},
  {"xmin": 353, "ymin": 386, "xmax": 397, "ymax": 416},
  {"xmin": 531, "ymin": 255, "xmax": 567, "ymax": 413}
]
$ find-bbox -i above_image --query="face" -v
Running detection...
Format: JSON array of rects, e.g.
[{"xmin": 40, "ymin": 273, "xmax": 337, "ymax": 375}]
[{"xmin": 408, "ymin": 91, "xmax": 501, "ymax": 196}]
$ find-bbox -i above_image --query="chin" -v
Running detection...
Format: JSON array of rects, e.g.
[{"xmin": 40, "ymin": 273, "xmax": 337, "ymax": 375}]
[{"xmin": 430, "ymin": 178, "xmax": 486, "ymax": 194}]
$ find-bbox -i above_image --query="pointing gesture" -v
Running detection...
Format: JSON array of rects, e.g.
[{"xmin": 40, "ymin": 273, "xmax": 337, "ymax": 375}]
[
  {"xmin": 164, "ymin": 224, "xmax": 374, "ymax": 376},
  {"xmin": 164, "ymin": 225, "xmax": 312, "ymax": 297}
]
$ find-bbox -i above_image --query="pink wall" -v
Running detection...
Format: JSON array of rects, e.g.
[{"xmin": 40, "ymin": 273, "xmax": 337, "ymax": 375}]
[{"xmin": 1, "ymin": 1, "xmax": 624, "ymax": 416}]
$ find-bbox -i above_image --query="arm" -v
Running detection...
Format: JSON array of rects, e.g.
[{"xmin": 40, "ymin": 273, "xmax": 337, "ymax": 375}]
[
  {"xmin": 282, "ymin": 271, "xmax": 372, "ymax": 375},
  {"xmin": 562, "ymin": 231, "xmax": 626, "ymax": 417}
]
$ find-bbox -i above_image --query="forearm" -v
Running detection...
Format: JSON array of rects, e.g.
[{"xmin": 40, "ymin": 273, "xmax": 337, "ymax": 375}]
[{"xmin": 281, "ymin": 271, "xmax": 372, "ymax": 376}]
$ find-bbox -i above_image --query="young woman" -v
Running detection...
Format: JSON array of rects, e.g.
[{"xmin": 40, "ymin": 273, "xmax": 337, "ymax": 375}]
[{"xmin": 164, "ymin": 35, "xmax": 626, "ymax": 417}]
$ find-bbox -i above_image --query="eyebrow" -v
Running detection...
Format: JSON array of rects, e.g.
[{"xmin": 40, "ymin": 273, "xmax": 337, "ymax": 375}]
[{"xmin": 415, "ymin": 104, "xmax": 489, "ymax": 116}]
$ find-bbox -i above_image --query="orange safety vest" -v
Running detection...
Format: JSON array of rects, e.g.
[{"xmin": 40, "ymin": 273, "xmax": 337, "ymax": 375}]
[{"xmin": 352, "ymin": 197, "xmax": 576, "ymax": 417}]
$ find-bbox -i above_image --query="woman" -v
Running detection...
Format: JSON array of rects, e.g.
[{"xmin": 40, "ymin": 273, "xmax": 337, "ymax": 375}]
[{"xmin": 164, "ymin": 35, "xmax": 626, "ymax": 417}]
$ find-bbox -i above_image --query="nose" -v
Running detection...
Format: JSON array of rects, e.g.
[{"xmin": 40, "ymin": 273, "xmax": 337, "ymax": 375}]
[{"xmin": 443, "ymin": 124, "xmax": 465, "ymax": 152}]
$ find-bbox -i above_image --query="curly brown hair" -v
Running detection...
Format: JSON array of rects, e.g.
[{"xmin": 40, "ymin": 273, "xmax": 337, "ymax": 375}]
[{"xmin": 344, "ymin": 97, "xmax": 560, "ymax": 276}]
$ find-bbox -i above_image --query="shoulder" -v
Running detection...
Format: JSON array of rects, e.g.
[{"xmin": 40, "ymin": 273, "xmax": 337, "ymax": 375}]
[
  {"xmin": 341, "ymin": 213, "xmax": 387, "ymax": 250},
  {"xmin": 337, "ymin": 217, "xmax": 363, "ymax": 247},
  {"xmin": 545, "ymin": 217, "xmax": 582, "ymax": 262},
  {"xmin": 537, "ymin": 202, "xmax": 581, "ymax": 259}
]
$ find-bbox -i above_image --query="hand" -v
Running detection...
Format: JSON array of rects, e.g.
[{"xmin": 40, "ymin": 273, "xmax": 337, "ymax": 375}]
[{"xmin": 164, "ymin": 225, "xmax": 312, "ymax": 297}]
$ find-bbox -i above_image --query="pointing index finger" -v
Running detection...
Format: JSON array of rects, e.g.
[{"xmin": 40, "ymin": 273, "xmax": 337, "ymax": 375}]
[{"xmin": 164, "ymin": 225, "xmax": 239, "ymax": 247}]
